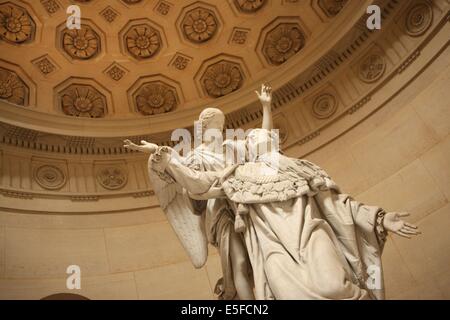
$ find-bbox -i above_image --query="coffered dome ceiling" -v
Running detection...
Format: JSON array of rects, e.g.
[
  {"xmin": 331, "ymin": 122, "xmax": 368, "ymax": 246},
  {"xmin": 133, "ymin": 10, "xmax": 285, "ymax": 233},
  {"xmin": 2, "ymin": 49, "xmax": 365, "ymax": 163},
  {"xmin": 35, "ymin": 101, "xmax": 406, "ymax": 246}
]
[
  {"xmin": 0, "ymin": 0, "xmax": 355, "ymax": 137},
  {"xmin": 0, "ymin": 0, "xmax": 447, "ymax": 210}
]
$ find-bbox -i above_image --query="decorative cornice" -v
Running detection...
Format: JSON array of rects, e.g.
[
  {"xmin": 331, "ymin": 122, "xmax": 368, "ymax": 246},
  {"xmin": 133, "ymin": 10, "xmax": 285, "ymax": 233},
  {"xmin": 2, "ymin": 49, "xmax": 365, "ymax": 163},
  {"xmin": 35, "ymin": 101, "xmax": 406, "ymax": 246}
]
[
  {"xmin": 0, "ymin": 189, "xmax": 34, "ymax": 199},
  {"xmin": 397, "ymin": 50, "xmax": 421, "ymax": 74}
]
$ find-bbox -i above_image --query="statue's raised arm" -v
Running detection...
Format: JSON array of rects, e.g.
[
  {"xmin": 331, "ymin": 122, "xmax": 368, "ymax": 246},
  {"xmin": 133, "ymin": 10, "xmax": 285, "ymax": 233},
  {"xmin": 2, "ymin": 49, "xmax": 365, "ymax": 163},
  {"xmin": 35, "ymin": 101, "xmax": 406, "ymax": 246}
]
[{"xmin": 255, "ymin": 83, "xmax": 273, "ymax": 130}]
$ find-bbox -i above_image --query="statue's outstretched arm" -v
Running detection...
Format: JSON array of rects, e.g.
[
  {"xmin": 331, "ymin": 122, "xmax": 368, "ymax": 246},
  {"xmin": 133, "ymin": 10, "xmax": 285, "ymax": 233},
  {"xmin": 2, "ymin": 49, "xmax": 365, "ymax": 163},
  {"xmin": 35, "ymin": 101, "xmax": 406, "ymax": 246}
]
[
  {"xmin": 123, "ymin": 139, "xmax": 158, "ymax": 153},
  {"xmin": 255, "ymin": 83, "xmax": 273, "ymax": 130}
]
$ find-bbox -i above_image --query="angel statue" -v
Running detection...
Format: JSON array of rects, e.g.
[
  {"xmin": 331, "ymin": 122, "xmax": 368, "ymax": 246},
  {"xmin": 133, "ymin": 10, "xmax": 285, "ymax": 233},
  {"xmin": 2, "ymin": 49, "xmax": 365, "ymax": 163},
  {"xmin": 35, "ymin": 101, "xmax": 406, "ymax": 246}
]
[
  {"xmin": 124, "ymin": 108, "xmax": 254, "ymax": 299},
  {"xmin": 125, "ymin": 84, "xmax": 421, "ymax": 300}
]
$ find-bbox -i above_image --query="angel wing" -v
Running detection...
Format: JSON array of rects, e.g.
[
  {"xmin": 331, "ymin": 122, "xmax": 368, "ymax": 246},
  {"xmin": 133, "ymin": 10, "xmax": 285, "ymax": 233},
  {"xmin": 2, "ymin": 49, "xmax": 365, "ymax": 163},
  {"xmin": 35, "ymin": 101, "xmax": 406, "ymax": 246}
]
[{"xmin": 147, "ymin": 159, "xmax": 208, "ymax": 269}]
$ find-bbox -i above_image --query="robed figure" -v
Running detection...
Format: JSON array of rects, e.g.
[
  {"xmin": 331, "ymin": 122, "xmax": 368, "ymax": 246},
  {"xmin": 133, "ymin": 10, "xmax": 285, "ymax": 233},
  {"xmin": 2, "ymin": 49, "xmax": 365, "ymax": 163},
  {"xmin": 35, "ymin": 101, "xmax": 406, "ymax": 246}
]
[{"xmin": 125, "ymin": 84, "xmax": 420, "ymax": 300}]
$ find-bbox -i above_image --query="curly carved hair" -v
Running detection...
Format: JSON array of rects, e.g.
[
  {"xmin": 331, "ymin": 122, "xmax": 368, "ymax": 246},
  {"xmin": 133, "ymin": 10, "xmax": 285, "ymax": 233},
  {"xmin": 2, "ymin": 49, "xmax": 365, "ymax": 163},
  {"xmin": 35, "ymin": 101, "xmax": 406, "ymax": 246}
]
[{"xmin": 197, "ymin": 108, "xmax": 225, "ymax": 139}]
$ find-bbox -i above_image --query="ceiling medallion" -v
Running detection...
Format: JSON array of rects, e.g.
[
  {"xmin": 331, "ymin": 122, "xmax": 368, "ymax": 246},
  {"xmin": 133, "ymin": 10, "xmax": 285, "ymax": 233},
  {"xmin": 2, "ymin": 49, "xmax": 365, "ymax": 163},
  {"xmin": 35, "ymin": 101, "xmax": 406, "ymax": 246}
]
[
  {"xmin": 0, "ymin": 2, "xmax": 35, "ymax": 44},
  {"xmin": 34, "ymin": 165, "xmax": 66, "ymax": 190},
  {"xmin": 234, "ymin": 0, "xmax": 267, "ymax": 13},
  {"xmin": 262, "ymin": 23, "xmax": 305, "ymax": 65},
  {"xmin": 0, "ymin": 67, "xmax": 29, "ymax": 106},
  {"xmin": 201, "ymin": 61, "xmax": 244, "ymax": 98},
  {"xmin": 60, "ymin": 84, "xmax": 107, "ymax": 118},
  {"xmin": 405, "ymin": 2, "xmax": 433, "ymax": 37},
  {"xmin": 134, "ymin": 82, "xmax": 178, "ymax": 115},
  {"xmin": 61, "ymin": 25, "xmax": 100, "ymax": 60},
  {"xmin": 181, "ymin": 7, "xmax": 218, "ymax": 43},
  {"xmin": 96, "ymin": 167, "xmax": 128, "ymax": 190},
  {"xmin": 358, "ymin": 53, "xmax": 386, "ymax": 83},
  {"xmin": 312, "ymin": 93, "xmax": 337, "ymax": 119},
  {"xmin": 124, "ymin": 24, "xmax": 162, "ymax": 60}
]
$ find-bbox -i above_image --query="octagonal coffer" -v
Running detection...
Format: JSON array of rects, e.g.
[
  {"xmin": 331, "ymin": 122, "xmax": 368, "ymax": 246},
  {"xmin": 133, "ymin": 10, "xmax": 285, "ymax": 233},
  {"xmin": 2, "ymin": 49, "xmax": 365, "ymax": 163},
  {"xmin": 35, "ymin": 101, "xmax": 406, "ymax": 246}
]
[
  {"xmin": 0, "ymin": 2, "xmax": 36, "ymax": 44},
  {"xmin": 200, "ymin": 60, "xmax": 245, "ymax": 98},
  {"xmin": 120, "ymin": 19, "xmax": 165, "ymax": 61}
]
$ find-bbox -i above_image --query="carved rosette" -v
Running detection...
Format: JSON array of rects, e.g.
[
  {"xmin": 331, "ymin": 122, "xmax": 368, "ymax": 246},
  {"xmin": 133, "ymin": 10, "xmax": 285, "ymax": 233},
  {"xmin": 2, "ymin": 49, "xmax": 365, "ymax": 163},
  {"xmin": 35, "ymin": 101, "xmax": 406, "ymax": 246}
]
[
  {"xmin": 201, "ymin": 61, "xmax": 244, "ymax": 98},
  {"xmin": 262, "ymin": 23, "xmax": 305, "ymax": 66},
  {"xmin": 358, "ymin": 54, "xmax": 386, "ymax": 83},
  {"xmin": 34, "ymin": 165, "xmax": 66, "ymax": 190},
  {"xmin": 124, "ymin": 24, "xmax": 161, "ymax": 60},
  {"xmin": 405, "ymin": 2, "xmax": 433, "ymax": 37},
  {"xmin": 61, "ymin": 25, "xmax": 100, "ymax": 60},
  {"xmin": 96, "ymin": 167, "xmax": 128, "ymax": 190},
  {"xmin": 312, "ymin": 93, "xmax": 337, "ymax": 119},
  {"xmin": 318, "ymin": 0, "xmax": 349, "ymax": 17},
  {"xmin": 0, "ymin": 67, "xmax": 29, "ymax": 106},
  {"xmin": 234, "ymin": 0, "xmax": 266, "ymax": 13},
  {"xmin": 0, "ymin": 3, "xmax": 35, "ymax": 44},
  {"xmin": 60, "ymin": 84, "xmax": 107, "ymax": 118},
  {"xmin": 135, "ymin": 82, "xmax": 178, "ymax": 115},
  {"xmin": 181, "ymin": 7, "xmax": 218, "ymax": 43}
]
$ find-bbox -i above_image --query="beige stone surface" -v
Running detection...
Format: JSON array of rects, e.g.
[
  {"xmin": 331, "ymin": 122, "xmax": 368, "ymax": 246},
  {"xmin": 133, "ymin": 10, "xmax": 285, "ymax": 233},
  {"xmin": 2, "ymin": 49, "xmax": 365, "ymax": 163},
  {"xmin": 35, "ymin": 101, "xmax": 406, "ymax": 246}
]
[
  {"xmin": 0, "ymin": 208, "xmax": 165, "ymax": 230},
  {"xmin": 104, "ymin": 222, "xmax": 190, "ymax": 273},
  {"xmin": 205, "ymin": 253, "xmax": 222, "ymax": 293},
  {"xmin": 349, "ymin": 110, "xmax": 438, "ymax": 188},
  {"xmin": 4, "ymin": 227, "xmax": 110, "ymax": 278},
  {"xmin": 134, "ymin": 261, "xmax": 213, "ymax": 300},
  {"xmin": 420, "ymin": 135, "xmax": 450, "ymax": 201},
  {"xmin": 382, "ymin": 238, "xmax": 417, "ymax": 299},
  {"xmin": 356, "ymin": 159, "xmax": 447, "ymax": 222},
  {"xmin": 391, "ymin": 204, "xmax": 450, "ymax": 286},
  {"xmin": 414, "ymin": 64, "xmax": 450, "ymax": 140}
]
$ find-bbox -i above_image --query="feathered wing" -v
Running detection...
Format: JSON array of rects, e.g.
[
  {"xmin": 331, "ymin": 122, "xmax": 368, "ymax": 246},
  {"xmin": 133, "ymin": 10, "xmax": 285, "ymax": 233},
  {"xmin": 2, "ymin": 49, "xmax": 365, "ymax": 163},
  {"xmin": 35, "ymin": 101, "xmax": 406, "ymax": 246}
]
[{"xmin": 147, "ymin": 164, "xmax": 208, "ymax": 269}]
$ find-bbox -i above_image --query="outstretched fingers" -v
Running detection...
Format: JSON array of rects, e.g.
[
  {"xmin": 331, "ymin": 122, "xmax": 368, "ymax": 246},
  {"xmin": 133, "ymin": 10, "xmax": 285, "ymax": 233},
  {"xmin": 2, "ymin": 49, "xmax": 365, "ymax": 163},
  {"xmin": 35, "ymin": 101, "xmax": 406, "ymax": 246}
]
[
  {"xmin": 400, "ymin": 228, "xmax": 420, "ymax": 235},
  {"xmin": 397, "ymin": 231, "xmax": 411, "ymax": 239},
  {"xmin": 405, "ymin": 222, "xmax": 418, "ymax": 229}
]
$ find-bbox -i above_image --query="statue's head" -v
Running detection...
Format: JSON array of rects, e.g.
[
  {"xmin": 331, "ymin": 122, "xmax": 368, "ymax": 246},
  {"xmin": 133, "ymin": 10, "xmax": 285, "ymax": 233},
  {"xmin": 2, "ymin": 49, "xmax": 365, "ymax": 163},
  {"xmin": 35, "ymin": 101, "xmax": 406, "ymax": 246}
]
[
  {"xmin": 246, "ymin": 128, "xmax": 280, "ymax": 160},
  {"xmin": 198, "ymin": 107, "xmax": 225, "ymax": 132}
]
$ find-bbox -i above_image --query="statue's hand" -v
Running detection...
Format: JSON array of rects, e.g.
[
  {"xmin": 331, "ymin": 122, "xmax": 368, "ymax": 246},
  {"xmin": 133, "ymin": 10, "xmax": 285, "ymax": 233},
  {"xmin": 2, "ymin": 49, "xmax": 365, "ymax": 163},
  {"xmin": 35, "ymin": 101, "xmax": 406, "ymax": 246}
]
[
  {"xmin": 255, "ymin": 83, "xmax": 272, "ymax": 106},
  {"xmin": 123, "ymin": 139, "xmax": 140, "ymax": 151},
  {"xmin": 383, "ymin": 212, "xmax": 421, "ymax": 239},
  {"xmin": 123, "ymin": 139, "xmax": 158, "ymax": 153}
]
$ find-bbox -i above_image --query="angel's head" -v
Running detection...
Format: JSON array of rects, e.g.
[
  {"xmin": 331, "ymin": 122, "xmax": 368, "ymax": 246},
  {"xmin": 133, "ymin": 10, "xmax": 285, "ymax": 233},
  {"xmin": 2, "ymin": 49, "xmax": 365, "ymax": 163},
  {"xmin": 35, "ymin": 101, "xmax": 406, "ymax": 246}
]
[
  {"xmin": 198, "ymin": 108, "xmax": 225, "ymax": 132},
  {"xmin": 246, "ymin": 128, "xmax": 280, "ymax": 164}
]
